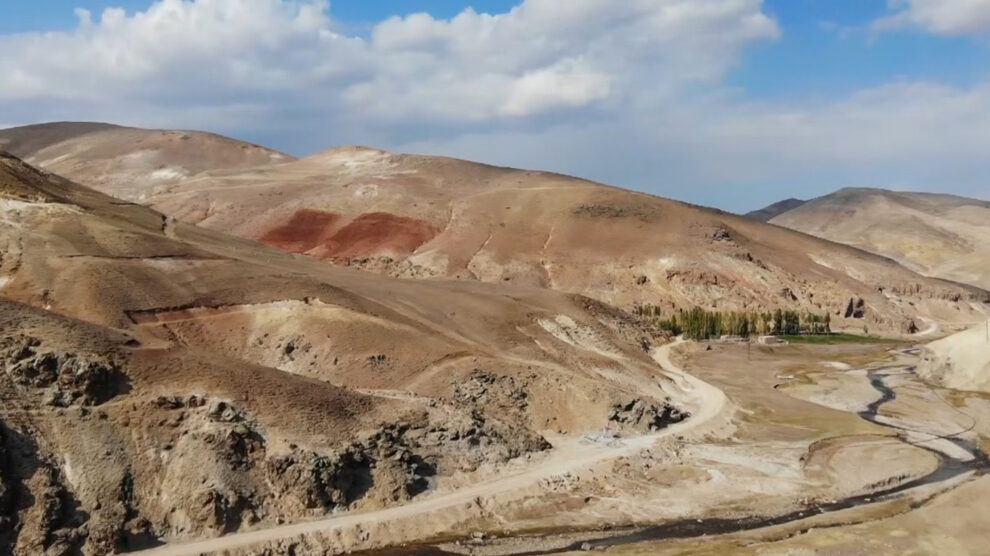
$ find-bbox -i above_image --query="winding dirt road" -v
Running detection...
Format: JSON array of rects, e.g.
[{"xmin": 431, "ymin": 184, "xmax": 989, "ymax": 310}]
[{"xmin": 129, "ymin": 340, "xmax": 727, "ymax": 556}]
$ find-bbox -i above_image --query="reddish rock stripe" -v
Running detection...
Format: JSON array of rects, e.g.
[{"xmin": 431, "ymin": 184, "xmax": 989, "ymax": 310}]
[{"xmin": 259, "ymin": 209, "xmax": 438, "ymax": 259}]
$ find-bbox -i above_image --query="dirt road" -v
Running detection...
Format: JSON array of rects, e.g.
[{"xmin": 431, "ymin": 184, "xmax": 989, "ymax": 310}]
[
  {"xmin": 916, "ymin": 316, "xmax": 939, "ymax": 337},
  {"xmin": 129, "ymin": 340, "xmax": 727, "ymax": 556}
]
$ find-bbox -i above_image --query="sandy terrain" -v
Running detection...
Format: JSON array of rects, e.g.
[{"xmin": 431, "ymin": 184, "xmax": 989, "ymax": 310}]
[
  {"xmin": 110, "ymin": 339, "xmax": 987, "ymax": 556},
  {"xmin": 0, "ymin": 151, "xmax": 697, "ymax": 554},
  {"xmin": 126, "ymin": 341, "xmax": 726, "ymax": 556},
  {"xmin": 241, "ymin": 339, "xmax": 985, "ymax": 556}
]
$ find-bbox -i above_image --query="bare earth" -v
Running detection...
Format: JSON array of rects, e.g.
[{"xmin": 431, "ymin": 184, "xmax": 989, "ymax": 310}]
[
  {"xmin": 769, "ymin": 187, "xmax": 990, "ymax": 290},
  {"xmin": 3, "ymin": 124, "xmax": 987, "ymax": 336},
  {"xmin": 118, "ymin": 340, "xmax": 990, "ymax": 556},
  {"xmin": 1, "ymin": 125, "xmax": 990, "ymax": 556}
]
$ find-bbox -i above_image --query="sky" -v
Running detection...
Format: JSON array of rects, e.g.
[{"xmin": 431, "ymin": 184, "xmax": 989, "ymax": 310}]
[{"xmin": 1, "ymin": 0, "xmax": 990, "ymax": 212}]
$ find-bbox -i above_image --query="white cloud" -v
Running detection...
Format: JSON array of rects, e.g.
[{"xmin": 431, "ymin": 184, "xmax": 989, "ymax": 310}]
[
  {"xmin": 3, "ymin": 0, "xmax": 990, "ymax": 211},
  {"xmin": 874, "ymin": 0, "xmax": 990, "ymax": 35},
  {"xmin": 501, "ymin": 59, "xmax": 611, "ymax": 117},
  {"xmin": 0, "ymin": 0, "xmax": 778, "ymax": 127},
  {"xmin": 399, "ymin": 80, "xmax": 990, "ymax": 209}
]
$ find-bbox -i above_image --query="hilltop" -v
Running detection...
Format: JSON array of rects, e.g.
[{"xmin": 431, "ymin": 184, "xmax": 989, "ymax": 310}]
[
  {"xmin": 768, "ymin": 187, "xmax": 990, "ymax": 290},
  {"xmin": 0, "ymin": 122, "xmax": 293, "ymax": 202}
]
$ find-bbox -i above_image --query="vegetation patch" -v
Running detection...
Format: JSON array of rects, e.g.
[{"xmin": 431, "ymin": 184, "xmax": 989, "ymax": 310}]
[{"xmin": 635, "ymin": 306, "xmax": 832, "ymax": 341}]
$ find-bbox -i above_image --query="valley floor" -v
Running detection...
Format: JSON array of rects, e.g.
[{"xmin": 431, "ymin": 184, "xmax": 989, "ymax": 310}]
[{"xmin": 128, "ymin": 339, "xmax": 990, "ymax": 555}]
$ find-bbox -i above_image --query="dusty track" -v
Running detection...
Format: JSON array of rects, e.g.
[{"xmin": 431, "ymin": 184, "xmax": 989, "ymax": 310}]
[{"xmin": 128, "ymin": 340, "xmax": 728, "ymax": 556}]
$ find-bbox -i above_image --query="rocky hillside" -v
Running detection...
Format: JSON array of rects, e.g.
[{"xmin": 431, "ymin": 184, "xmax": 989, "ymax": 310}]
[
  {"xmin": 0, "ymin": 151, "xmax": 689, "ymax": 553},
  {"xmin": 5, "ymin": 123, "xmax": 987, "ymax": 335},
  {"xmin": 141, "ymin": 146, "xmax": 988, "ymax": 336}
]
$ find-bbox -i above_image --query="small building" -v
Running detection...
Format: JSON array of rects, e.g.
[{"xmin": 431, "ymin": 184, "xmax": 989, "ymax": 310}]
[{"xmin": 758, "ymin": 335, "xmax": 787, "ymax": 345}]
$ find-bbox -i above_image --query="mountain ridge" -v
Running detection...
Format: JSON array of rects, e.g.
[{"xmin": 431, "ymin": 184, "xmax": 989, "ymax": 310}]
[
  {"xmin": 4, "ymin": 122, "xmax": 987, "ymax": 336},
  {"xmin": 768, "ymin": 187, "xmax": 990, "ymax": 290}
]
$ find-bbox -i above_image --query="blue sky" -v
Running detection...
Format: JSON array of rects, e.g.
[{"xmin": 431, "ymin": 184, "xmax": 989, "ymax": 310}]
[
  {"xmin": 1, "ymin": 0, "xmax": 989, "ymax": 211},
  {"xmin": 736, "ymin": 1, "xmax": 988, "ymax": 96},
  {"xmin": 7, "ymin": 0, "xmax": 985, "ymax": 90},
  {"xmin": 0, "ymin": 1, "xmax": 518, "ymax": 32}
]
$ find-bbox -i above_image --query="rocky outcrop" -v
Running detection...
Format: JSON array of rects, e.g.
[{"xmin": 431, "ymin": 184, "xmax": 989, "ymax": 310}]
[
  {"xmin": 0, "ymin": 420, "xmax": 88, "ymax": 556},
  {"xmin": 844, "ymin": 298, "xmax": 866, "ymax": 319},
  {"xmin": 454, "ymin": 369, "xmax": 530, "ymax": 418},
  {"xmin": 0, "ymin": 424, "xmax": 13, "ymax": 552},
  {"xmin": 710, "ymin": 226, "xmax": 733, "ymax": 242},
  {"xmin": 609, "ymin": 398, "xmax": 689, "ymax": 432},
  {"xmin": 266, "ymin": 426, "xmax": 429, "ymax": 516},
  {"xmin": 2, "ymin": 336, "xmax": 129, "ymax": 406},
  {"xmin": 573, "ymin": 203, "xmax": 656, "ymax": 222}
]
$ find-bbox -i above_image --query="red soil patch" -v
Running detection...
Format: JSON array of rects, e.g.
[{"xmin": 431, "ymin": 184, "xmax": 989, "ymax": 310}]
[
  {"xmin": 313, "ymin": 212, "xmax": 439, "ymax": 258},
  {"xmin": 259, "ymin": 209, "xmax": 343, "ymax": 253},
  {"xmin": 259, "ymin": 209, "xmax": 438, "ymax": 259}
]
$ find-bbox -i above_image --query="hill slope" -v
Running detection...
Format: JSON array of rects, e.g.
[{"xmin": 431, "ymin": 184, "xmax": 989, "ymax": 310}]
[
  {"xmin": 919, "ymin": 319, "xmax": 990, "ymax": 392},
  {"xmin": 0, "ymin": 151, "xmax": 692, "ymax": 553},
  {"xmin": 141, "ymin": 146, "xmax": 988, "ymax": 336},
  {"xmin": 745, "ymin": 198, "xmax": 806, "ymax": 222},
  {"xmin": 0, "ymin": 122, "xmax": 293, "ymax": 201},
  {"xmin": 770, "ymin": 188, "xmax": 990, "ymax": 290}
]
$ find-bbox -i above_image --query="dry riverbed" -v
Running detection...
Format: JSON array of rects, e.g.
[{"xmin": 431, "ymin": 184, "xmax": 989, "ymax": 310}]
[{"xmin": 134, "ymin": 341, "xmax": 988, "ymax": 555}]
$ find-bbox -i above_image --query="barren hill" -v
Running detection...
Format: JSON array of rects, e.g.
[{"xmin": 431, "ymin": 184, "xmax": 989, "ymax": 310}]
[
  {"xmin": 0, "ymin": 151, "xmax": 693, "ymax": 553},
  {"xmin": 0, "ymin": 122, "xmax": 293, "ymax": 201},
  {"xmin": 769, "ymin": 187, "xmax": 990, "ymax": 290},
  {"xmin": 140, "ymin": 146, "xmax": 988, "ymax": 336},
  {"xmin": 4, "ymin": 122, "xmax": 986, "ymax": 334},
  {"xmin": 744, "ymin": 197, "xmax": 805, "ymax": 222},
  {"xmin": 5, "ymin": 132, "xmax": 990, "ymax": 555}
]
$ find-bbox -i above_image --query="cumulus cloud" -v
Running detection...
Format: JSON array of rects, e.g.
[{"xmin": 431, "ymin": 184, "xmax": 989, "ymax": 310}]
[
  {"xmin": 874, "ymin": 0, "xmax": 990, "ymax": 35},
  {"xmin": 500, "ymin": 59, "xmax": 611, "ymax": 117},
  {"xmin": 3, "ymin": 0, "xmax": 990, "ymax": 211},
  {"xmin": 400, "ymin": 80, "xmax": 990, "ymax": 209},
  {"xmin": 0, "ymin": 0, "xmax": 778, "ymax": 127}
]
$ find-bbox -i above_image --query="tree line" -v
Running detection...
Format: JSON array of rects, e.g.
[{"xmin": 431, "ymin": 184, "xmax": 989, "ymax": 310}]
[{"xmin": 635, "ymin": 306, "xmax": 831, "ymax": 340}]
